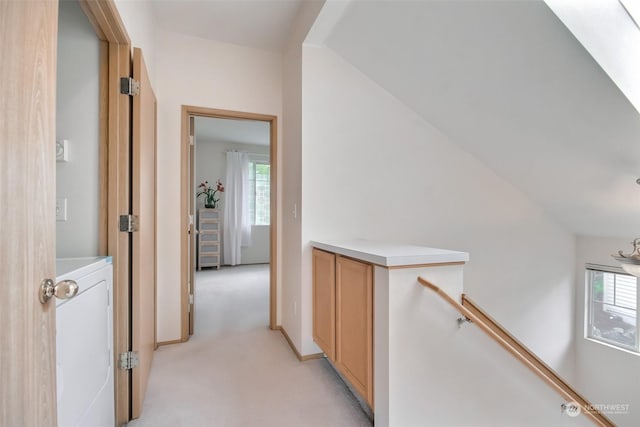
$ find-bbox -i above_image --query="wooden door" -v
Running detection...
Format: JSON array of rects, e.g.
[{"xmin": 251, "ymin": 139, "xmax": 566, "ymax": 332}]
[
  {"xmin": 312, "ymin": 249, "xmax": 336, "ymax": 360},
  {"xmin": 0, "ymin": 1, "xmax": 59, "ymax": 425},
  {"xmin": 131, "ymin": 47, "xmax": 157, "ymax": 419},
  {"xmin": 189, "ymin": 116, "xmax": 196, "ymax": 334},
  {"xmin": 336, "ymin": 255, "xmax": 373, "ymax": 407}
]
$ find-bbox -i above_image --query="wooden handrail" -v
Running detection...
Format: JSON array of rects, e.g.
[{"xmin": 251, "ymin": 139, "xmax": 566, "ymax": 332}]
[{"xmin": 417, "ymin": 276, "xmax": 616, "ymax": 427}]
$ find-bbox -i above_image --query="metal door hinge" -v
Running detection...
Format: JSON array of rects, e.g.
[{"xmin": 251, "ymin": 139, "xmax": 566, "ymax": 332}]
[
  {"xmin": 119, "ymin": 351, "xmax": 139, "ymax": 370},
  {"xmin": 120, "ymin": 77, "xmax": 140, "ymax": 96},
  {"xmin": 119, "ymin": 214, "xmax": 139, "ymax": 233},
  {"xmin": 189, "ymin": 294, "xmax": 194, "ymax": 305}
]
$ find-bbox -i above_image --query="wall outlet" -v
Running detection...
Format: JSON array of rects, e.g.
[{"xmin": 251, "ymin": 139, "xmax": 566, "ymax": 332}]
[{"xmin": 56, "ymin": 198, "xmax": 67, "ymax": 221}]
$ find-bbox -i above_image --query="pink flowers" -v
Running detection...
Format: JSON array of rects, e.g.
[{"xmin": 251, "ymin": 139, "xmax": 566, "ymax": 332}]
[{"xmin": 197, "ymin": 179, "xmax": 224, "ymax": 208}]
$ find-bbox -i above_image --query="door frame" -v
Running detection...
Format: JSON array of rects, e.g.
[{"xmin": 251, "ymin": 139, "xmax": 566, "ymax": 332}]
[
  {"xmin": 77, "ymin": 1, "xmax": 132, "ymax": 425},
  {"xmin": 180, "ymin": 105, "xmax": 278, "ymax": 338}
]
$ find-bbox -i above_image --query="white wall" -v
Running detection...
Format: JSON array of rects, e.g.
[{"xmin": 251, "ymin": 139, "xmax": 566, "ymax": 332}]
[
  {"xmin": 155, "ymin": 30, "xmax": 282, "ymax": 342},
  {"xmin": 194, "ymin": 139, "xmax": 270, "ymax": 265},
  {"xmin": 281, "ymin": 0, "xmax": 326, "ymax": 351},
  {"xmin": 575, "ymin": 235, "xmax": 640, "ymax": 426},
  {"xmin": 114, "ymin": 0, "xmax": 157, "ymax": 87},
  {"xmin": 298, "ymin": 47, "xmax": 577, "ymax": 381},
  {"xmin": 56, "ymin": 0, "xmax": 101, "ymax": 258}
]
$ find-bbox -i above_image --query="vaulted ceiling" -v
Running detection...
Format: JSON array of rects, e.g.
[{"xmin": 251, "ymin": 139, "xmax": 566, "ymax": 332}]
[
  {"xmin": 153, "ymin": 0, "xmax": 304, "ymax": 52},
  {"xmin": 149, "ymin": 0, "xmax": 640, "ymax": 237},
  {"xmin": 322, "ymin": 0, "xmax": 640, "ymax": 237}
]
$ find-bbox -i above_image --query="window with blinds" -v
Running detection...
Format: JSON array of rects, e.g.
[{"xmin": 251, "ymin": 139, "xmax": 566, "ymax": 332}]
[{"xmin": 586, "ymin": 267, "xmax": 638, "ymax": 353}]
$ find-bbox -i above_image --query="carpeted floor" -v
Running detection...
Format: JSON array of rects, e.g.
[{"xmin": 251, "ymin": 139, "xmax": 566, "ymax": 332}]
[{"xmin": 128, "ymin": 264, "xmax": 372, "ymax": 427}]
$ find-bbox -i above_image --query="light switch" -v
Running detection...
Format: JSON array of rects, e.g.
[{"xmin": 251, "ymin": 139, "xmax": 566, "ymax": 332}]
[
  {"xmin": 56, "ymin": 139, "xmax": 69, "ymax": 162},
  {"xmin": 56, "ymin": 198, "xmax": 67, "ymax": 221}
]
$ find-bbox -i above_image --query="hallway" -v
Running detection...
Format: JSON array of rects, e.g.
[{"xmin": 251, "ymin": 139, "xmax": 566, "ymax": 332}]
[{"xmin": 128, "ymin": 264, "xmax": 372, "ymax": 426}]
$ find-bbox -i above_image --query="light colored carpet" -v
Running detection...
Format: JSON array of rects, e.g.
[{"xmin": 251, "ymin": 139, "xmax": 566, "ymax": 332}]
[{"xmin": 128, "ymin": 264, "xmax": 372, "ymax": 427}]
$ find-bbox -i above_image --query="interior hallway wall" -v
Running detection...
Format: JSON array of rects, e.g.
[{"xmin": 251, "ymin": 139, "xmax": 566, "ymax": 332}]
[
  {"xmin": 280, "ymin": 0, "xmax": 326, "ymax": 356},
  {"xmin": 56, "ymin": 0, "xmax": 100, "ymax": 258},
  {"xmin": 114, "ymin": 0, "xmax": 157, "ymax": 87},
  {"xmin": 154, "ymin": 30, "xmax": 282, "ymax": 342},
  {"xmin": 299, "ymin": 46, "xmax": 577, "ymax": 380},
  {"xmin": 574, "ymin": 235, "xmax": 640, "ymax": 426}
]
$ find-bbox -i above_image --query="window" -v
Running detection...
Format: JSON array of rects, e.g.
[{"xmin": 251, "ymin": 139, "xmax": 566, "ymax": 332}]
[
  {"xmin": 248, "ymin": 160, "xmax": 270, "ymax": 225},
  {"xmin": 586, "ymin": 267, "xmax": 638, "ymax": 353}
]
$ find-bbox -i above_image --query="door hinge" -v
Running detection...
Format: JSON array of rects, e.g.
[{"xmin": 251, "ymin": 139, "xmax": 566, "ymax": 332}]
[
  {"xmin": 120, "ymin": 77, "xmax": 140, "ymax": 96},
  {"xmin": 119, "ymin": 214, "xmax": 139, "ymax": 233},
  {"xmin": 118, "ymin": 351, "xmax": 139, "ymax": 370},
  {"xmin": 189, "ymin": 293, "xmax": 194, "ymax": 305}
]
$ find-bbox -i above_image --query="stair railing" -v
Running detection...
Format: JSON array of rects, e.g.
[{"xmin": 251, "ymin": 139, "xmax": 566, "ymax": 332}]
[{"xmin": 418, "ymin": 276, "xmax": 615, "ymax": 427}]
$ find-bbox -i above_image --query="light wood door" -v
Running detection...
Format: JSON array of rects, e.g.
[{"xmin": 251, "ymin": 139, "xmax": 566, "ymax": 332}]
[
  {"xmin": 0, "ymin": 1, "xmax": 58, "ymax": 425},
  {"xmin": 189, "ymin": 116, "xmax": 195, "ymax": 334},
  {"xmin": 336, "ymin": 255, "xmax": 373, "ymax": 407},
  {"xmin": 312, "ymin": 249, "xmax": 336, "ymax": 360},
  {"xmin": 131, "ymin": 47, "xmax": 157, "ymax": 419}
]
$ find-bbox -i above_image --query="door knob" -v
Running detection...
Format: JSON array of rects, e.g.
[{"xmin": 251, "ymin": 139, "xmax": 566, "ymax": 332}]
[{"xmin": 39, "ymin": 278, "xmax": 79, "ymax": 304}]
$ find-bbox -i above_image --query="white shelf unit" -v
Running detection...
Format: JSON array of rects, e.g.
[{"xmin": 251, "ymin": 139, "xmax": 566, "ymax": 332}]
[{"xmin": 198, "ymin": 208, "xmax": 221, "ymax": 270}]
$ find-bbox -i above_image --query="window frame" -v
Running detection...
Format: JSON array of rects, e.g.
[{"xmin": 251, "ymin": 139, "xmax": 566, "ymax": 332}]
[
  {"xmin": 247, "ymin": 154, "xmax": 270, "ymax": 226},
  {"xmin": 585, "ymin": 263, "xmax": 639, "ymax": 354}
]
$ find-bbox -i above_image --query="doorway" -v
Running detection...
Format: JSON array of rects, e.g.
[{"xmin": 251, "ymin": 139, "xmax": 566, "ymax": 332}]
[{"xmin": 181, "ymin": 106, "xmax": 278, "ymax": 338}]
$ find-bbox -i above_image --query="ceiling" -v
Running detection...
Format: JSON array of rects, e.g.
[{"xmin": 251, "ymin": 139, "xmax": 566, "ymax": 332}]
[
  {"xmin": 153, "ymin": 0, "xmax": 304, "ymax": 52},
  {"xmin": 194, "ymin": 116, "xmax": 270, "ymax": 146},
  {"xmin": 323, "ymin": 0, "xmax": 640, "ymax": 237}
]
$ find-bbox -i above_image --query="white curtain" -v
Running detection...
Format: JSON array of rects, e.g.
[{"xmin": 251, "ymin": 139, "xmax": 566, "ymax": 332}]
[{"xmin": 223, "ymin": 151, "xmax": 252, "ymax": 266}]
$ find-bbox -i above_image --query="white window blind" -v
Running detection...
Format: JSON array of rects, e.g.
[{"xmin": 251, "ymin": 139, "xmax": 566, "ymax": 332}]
[{"xmin": 586, "ymin": 267, "xmax": 638, "ymax": 353}]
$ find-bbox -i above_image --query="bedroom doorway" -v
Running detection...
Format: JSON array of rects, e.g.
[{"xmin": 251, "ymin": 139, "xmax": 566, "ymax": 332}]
[{"xmin": 180, "ymin": 106, "xmax": 278, "ymax": 338}]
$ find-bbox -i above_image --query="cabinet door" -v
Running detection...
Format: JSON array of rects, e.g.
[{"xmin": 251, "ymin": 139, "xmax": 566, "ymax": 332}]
[
  {"xmin": 312, "ymin": 249, "xmax": 336, "ymax": 360},
  {"xmin": 336, "ymin": 255, "xmax": 373, "ymax": 406}
]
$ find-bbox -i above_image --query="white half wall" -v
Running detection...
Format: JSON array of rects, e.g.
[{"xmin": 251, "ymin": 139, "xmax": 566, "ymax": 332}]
[
  {"xmin": 575, "ymin": 235, "xmax": 640, "ymax": 426},
  {"xmin": 194, "ymin": 139, "xmax": 270, "ymax": 265},
  {"xmin": 299, "ymin": 46, "xmax": 577, "ymax": 381},
  {"xmin": 155, "ymin": 30, "xmax": 282, "ymax": 342},
  {"xmin": 56, "ymin": 0, "xmax": 101, "ymax": 258}
]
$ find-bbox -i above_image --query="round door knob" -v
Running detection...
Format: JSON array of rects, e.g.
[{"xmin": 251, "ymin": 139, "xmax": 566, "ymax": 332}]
[{"xmin": 39, "ymin": 278, "xmax": 79, "ymax": 304}]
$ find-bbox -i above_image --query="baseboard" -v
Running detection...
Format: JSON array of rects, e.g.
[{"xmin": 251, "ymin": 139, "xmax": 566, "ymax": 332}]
[
  {"xmin": 275, "ymin": 325, "xmax": 324, "ymax": 362},
  {"xmin": 156, "ymin": 338, "xmax": 186, "ymax": 347}
]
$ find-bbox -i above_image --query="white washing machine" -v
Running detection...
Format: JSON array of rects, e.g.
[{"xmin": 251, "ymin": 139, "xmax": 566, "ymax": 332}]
[{"xmin": 56, "ymin": 257, "xmax": 114, "ymax": 427}]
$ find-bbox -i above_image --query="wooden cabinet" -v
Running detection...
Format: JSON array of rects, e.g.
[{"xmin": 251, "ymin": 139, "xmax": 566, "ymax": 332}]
[
  {"xmin": 198, "ymin": 208, "xmax": 221, "ymax": 270},
  {"xmin": 312, "ymin": 248, "xmax": 373, "ymax": 407},
  {"xmin": 313, "ymin": 249, "xmax": 336, "ymax": 360},
  {"xmin": 336, "ymin": 255, "xmax": 373, "ymax": 406}
]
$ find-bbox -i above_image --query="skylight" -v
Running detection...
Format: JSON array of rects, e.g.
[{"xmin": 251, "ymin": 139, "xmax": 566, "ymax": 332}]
[{"xmin": 620, "ymin": 0, "xmax": 640, "ymax": 29}]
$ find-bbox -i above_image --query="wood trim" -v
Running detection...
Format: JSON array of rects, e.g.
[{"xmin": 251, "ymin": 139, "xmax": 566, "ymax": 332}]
[
  {"xmin": 418, "ymin": 277, "xmax": 615, "ymax": 427},
  {"xmin": 180, "ymin": 108, "xmax": 190, "ymax": 341},
  {"xmin": 156, "ymin": 338, "xmax": 187, "ymax": 347},
  {"xmin": 275, "ymin": 326, "xmax": 324, "ymax": 362},
  {"xmin": 78, "ymin": 0, "xmax": 130, "ymax": 44},
  {"xmin": 269, "ymin": 115, "xmax": 278, "ymax": 330},
  {"xmin": 108, "ymin": 41, "xmax": 131, "ymax": 427},
  {"xmin": 180, "ymin": 105, "xmax": 279, "ymax": 339},
  {"xmin": 182, "ymin": 105, "xmax": 277, "ymax": 122}
]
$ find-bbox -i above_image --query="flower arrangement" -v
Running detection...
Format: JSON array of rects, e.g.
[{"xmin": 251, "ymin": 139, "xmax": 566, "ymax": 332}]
[{"xmin": 197, "ymin": 179, "xmax": 224, "ymax": 209}]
